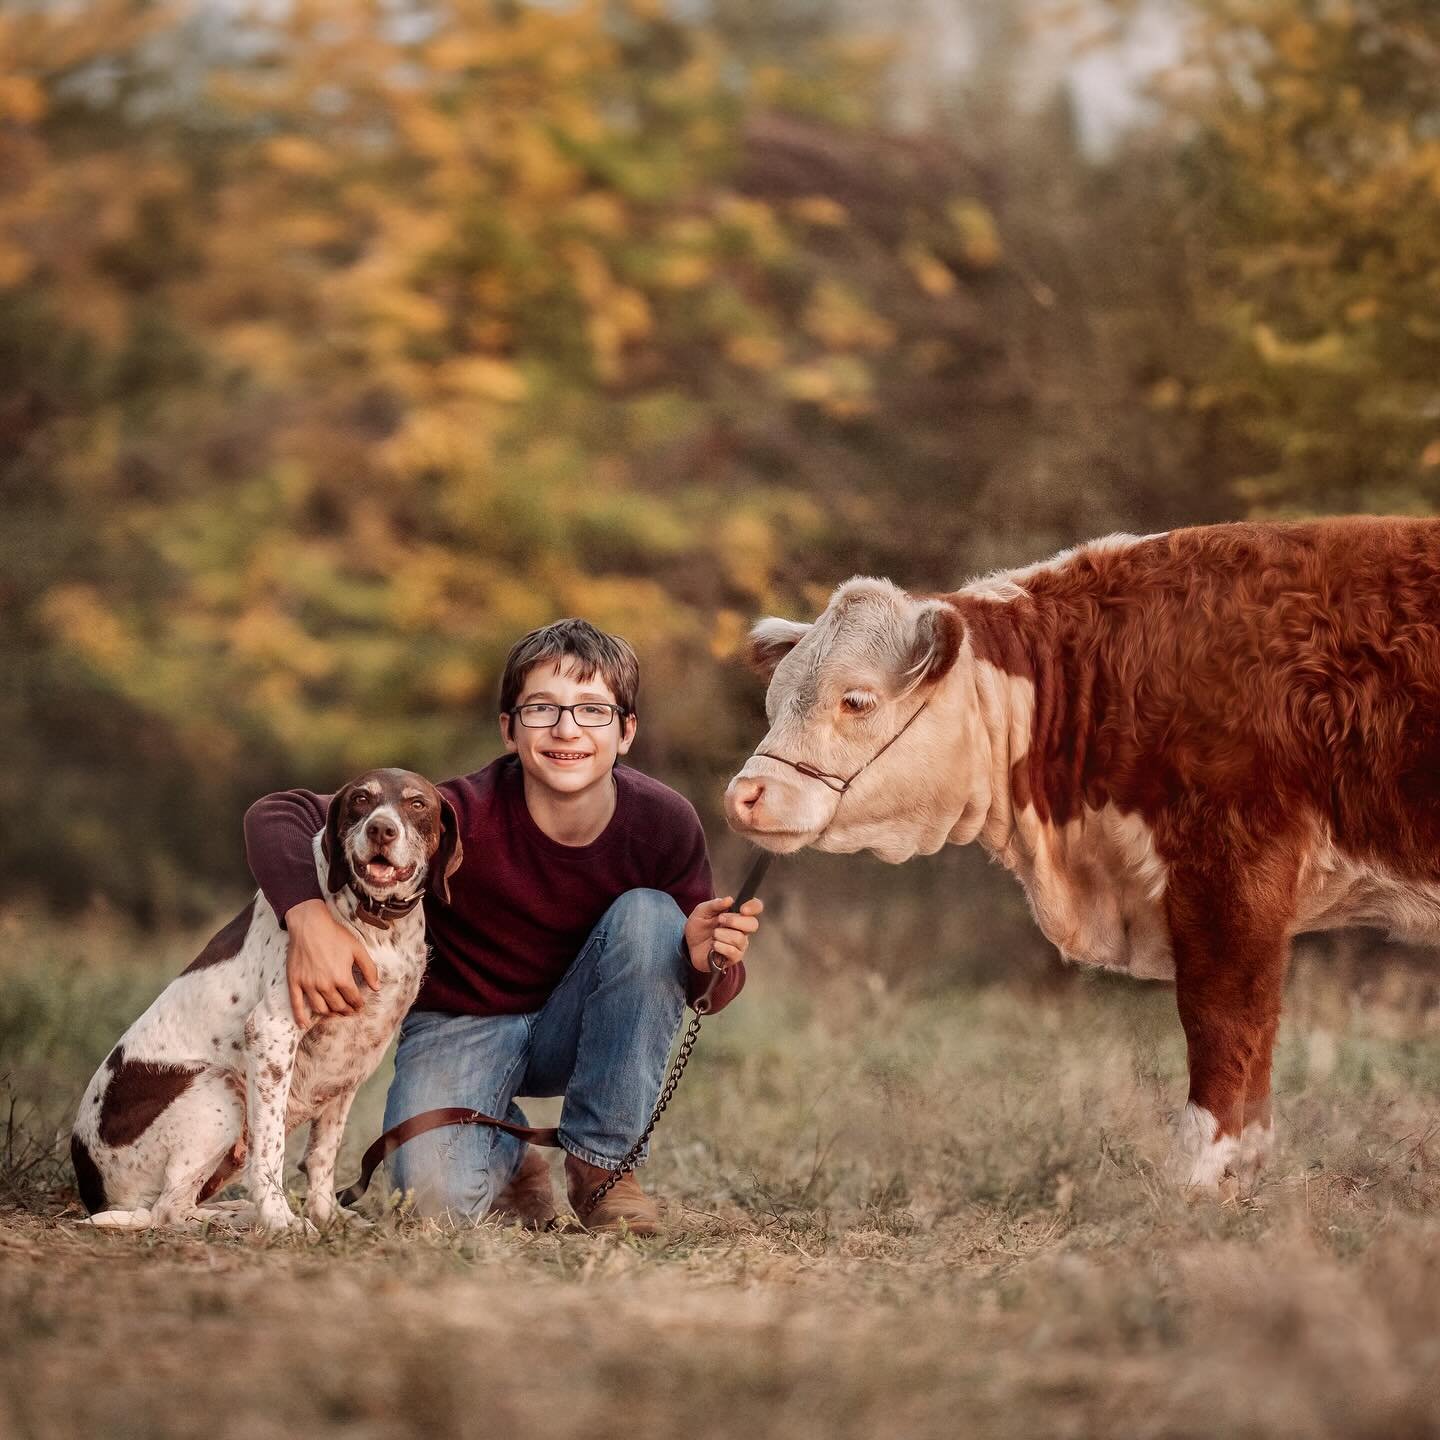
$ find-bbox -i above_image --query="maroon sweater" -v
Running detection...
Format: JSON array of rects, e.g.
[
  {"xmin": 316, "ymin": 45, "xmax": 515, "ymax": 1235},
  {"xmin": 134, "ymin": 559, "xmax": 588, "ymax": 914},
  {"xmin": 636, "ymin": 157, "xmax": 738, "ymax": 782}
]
[{"xmin": 243, "ymin": 757, "xmax": 744, "ymax": 1017}]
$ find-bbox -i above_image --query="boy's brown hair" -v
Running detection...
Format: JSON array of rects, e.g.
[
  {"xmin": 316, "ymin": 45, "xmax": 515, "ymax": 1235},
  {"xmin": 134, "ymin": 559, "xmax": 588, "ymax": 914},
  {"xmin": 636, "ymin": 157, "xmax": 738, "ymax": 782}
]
[{"xmin": 498, "ymin": 619, "xmax": 640, "ymax": 717}]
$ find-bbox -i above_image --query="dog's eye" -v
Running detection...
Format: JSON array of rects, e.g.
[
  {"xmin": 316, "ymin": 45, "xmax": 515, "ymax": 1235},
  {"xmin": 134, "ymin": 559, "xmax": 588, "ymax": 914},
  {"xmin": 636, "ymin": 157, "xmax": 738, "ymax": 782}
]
[
  {"xmin": 410, "ymin": 798, "xmax": 425, "ymax": 810},
  {"xmin": 351, "ymin": 793, "xmax": 372, "ymax": 809}
]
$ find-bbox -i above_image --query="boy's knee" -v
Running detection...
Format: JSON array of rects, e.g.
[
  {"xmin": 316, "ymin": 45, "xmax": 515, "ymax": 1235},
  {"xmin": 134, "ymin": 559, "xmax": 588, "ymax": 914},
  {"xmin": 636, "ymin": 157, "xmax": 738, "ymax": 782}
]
[
  {"xmin": 608, "ymin": 887, "xmax": 684, "ymax": 933},
  {"xmin": 606, "ymin": 889, "xmax": 686, "ymax": 965},
  {"xmin": 389, "ymin": 1136, "xmax": 496, "ymax": 1224}
]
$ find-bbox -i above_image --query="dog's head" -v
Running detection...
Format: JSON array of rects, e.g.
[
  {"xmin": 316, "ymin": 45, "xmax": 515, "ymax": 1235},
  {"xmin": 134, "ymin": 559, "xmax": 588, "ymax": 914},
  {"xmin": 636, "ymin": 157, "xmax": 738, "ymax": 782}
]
[{"xmin": 322, "ymin": 769, "xmax": 463, "ymax": 905}]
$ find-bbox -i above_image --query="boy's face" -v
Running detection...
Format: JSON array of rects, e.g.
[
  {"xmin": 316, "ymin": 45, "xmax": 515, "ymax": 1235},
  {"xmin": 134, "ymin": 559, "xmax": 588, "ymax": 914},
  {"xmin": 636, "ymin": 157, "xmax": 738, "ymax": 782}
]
[{"xmin": 500, "ymin": 659, "xmax": 637, "ymax": 796}]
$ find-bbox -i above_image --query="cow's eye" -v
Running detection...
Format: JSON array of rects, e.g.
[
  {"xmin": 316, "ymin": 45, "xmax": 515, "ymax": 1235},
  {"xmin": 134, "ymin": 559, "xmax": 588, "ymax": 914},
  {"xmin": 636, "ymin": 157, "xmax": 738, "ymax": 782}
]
[{"xmin": 841, "ymin": 690, "xmax": 877, "ymax": 716}]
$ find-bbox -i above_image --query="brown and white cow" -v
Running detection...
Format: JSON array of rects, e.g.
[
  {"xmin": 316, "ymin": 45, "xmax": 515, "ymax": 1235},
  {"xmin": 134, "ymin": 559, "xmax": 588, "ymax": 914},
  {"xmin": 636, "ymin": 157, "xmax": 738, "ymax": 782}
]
[{"xmin": 725, "ymin": 518, "xmax": 1440, "ymax": 1191}]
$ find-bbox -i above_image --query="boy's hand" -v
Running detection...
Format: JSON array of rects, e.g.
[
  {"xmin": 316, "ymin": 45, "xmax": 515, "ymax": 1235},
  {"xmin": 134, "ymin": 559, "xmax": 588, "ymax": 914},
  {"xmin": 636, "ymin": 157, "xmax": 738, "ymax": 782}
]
[
  {"xmin": 684, "ymin": 896, "xmax": 764, "ymax": 974},
  {"xmin": 284, "ymin": 899, "xmax": 381, "ymax": 1028}
]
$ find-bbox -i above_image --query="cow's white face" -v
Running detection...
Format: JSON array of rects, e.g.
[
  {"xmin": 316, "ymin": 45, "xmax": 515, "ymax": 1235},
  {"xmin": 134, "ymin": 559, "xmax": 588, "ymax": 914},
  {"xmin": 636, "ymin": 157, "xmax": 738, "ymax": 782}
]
[{"xmin": 724, "ymin": 578, "xmax": 993, "ymax": 862}]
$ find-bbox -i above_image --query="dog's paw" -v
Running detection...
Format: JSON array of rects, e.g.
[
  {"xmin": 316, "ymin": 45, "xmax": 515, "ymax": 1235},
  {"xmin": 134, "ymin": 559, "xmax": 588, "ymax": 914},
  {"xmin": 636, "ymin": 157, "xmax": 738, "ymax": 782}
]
[
  {"xmin": 253, "ymin": 1197, "xmax": 303, "ymax": 1235},
  {"xmin": 306, "ymin": 1199, "xmax": 371, "ymax": 1230}
]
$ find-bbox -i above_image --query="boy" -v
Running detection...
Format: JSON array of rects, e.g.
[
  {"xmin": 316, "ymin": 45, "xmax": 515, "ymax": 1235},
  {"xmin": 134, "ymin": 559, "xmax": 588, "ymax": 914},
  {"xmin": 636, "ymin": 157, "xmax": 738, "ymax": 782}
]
[{"xmin": 243, "ymin": 619, "xmax": 762, "ymax": 1234}]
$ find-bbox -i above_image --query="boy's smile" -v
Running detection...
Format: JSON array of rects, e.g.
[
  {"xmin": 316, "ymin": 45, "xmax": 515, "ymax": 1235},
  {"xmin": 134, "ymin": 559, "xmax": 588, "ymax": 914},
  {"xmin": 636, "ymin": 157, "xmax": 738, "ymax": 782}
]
[{"xmin": 501, "ymin": 661, "xmax": 638, "ymax": 835}]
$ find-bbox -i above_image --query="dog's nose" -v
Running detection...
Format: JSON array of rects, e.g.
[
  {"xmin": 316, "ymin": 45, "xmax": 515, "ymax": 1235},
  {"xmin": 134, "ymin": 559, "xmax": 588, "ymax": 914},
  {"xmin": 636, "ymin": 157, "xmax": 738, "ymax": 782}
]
[{"xmin": 366, "ymin": 815, "xmax": 399, "ymax": 846}]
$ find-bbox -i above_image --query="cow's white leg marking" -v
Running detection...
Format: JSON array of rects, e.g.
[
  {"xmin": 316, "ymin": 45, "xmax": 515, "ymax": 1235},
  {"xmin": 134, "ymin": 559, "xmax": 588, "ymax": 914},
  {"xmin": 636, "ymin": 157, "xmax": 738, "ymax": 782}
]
[
  {"xmin": 1173, "ymin": 1102, "xmax": 1240, "ymax": 1189},
  {"xmin": 243, "ymin": 980, "xmax": 305, "ymax": 1233},
  {"xmin": 1236, "ymin": 1117, "xmax": 1276, "ymax": 1189},
  {"xmin": 301, "ymin": 1089, "xmax": 361, "ymax": 1227}
]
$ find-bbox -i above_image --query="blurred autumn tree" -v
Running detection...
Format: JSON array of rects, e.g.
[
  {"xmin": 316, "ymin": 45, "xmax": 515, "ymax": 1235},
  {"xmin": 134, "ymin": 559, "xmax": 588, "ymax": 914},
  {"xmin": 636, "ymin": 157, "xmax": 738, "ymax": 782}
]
[
  {"xmin": 2, "ymin": 0, "xmax": 1214, "ymax": 920},
  {"xmin": 1178, "ymin": 0, "xmax": 1440, "ymax": 516}
]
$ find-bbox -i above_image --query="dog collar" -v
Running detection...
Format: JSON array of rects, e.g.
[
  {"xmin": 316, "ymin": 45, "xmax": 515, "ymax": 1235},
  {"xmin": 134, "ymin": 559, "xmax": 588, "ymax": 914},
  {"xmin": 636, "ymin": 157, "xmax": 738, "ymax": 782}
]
[{"xmin": 352, "ymin": 890, "xmax": 424, "ymax": 931}]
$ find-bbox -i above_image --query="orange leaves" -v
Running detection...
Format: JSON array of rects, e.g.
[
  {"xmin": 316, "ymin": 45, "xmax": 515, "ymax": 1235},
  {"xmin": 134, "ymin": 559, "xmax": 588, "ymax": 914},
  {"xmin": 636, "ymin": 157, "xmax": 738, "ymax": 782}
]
[
  {"xmin": 802, "ymin": 279, "xmax": 895, "ymax": 352},
  {"xmin": 946, "ymin": 199, "xmax": 1002, "ymax": 270},
  {"xmin": 0, "ymin": 75, "xmax": 45, "ymax": 125},
  {"xmin": 263, "ymin": 136, "xmax": 334, "ymax": 178},
  {"xmin": 37, "ymin": 586, "xmax": 135, "ymax": 671}
]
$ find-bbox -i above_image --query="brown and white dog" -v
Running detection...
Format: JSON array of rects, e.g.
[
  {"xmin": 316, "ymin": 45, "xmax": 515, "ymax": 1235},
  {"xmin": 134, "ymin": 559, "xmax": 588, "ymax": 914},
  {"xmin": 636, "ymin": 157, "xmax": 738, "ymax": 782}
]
[{"xmin": 71, "ymin": 768, "xmax": 461, "ymax": 1233}]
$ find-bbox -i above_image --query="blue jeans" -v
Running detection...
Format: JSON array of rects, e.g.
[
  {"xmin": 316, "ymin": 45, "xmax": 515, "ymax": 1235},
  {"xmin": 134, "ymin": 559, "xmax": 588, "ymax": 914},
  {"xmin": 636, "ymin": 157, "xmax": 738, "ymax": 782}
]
[{"xmin": 381, "ymin": 887, "xmax": 689, "ymax": 1221}]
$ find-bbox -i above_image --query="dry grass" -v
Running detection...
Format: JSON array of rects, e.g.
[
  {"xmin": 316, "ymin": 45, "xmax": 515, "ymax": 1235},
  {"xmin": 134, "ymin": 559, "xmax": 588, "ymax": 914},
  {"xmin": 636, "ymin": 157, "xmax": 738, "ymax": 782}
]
[{"xmin": 4, "ymin": 905, "xmax": 1440, "ymax": 1439}]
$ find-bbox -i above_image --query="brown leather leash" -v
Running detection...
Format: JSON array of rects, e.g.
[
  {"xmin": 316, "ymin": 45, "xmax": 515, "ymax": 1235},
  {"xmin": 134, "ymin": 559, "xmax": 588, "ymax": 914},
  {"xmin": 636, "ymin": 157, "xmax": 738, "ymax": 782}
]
[{"xmin": 334, "ymin": 851, "xmax": 772, "ymax": 1213}]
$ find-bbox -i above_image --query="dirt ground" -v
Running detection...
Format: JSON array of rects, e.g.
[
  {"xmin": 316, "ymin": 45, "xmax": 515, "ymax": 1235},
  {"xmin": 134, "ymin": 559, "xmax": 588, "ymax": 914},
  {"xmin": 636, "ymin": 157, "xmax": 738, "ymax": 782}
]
[{"xmin": 5, "ymin": 913, "xmax": 1440, "ymax": 1440}]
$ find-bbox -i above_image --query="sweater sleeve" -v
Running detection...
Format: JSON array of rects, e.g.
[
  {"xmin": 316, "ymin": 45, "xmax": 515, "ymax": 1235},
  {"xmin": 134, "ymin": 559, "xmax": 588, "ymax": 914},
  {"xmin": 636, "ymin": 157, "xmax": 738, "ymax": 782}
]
[
  {"xmin": 243, "ymin": 788, "xmax": 331, "ymax": 927},
  {"xmin": 659, "ymin": 800, "xmax": 747, "ymax": 1016}
]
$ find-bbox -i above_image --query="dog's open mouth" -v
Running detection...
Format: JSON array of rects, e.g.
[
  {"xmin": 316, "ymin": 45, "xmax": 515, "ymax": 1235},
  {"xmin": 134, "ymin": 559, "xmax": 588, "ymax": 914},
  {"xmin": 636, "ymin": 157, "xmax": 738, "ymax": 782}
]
[{"xmin": 359, "ymin": 857, "xmax": 416, "ymax": 887}]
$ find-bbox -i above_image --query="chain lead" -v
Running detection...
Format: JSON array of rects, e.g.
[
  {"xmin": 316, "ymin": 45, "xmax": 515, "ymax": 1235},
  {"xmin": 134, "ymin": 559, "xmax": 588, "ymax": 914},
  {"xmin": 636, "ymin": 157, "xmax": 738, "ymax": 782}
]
[
  {"xmin": 586, "ymin": 994, "xmax": 710, "ymax": 1210},
  {"xmin": 586, "ymin": 852, "xmax": 772, "ymax": 1214}
]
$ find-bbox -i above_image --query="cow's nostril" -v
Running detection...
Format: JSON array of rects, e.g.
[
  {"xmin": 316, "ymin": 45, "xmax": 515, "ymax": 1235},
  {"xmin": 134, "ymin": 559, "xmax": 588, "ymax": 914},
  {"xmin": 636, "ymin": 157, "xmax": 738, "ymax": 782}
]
[{"xmin": 735, "ymin": 777, "xmax": 765, "ymax": 811}]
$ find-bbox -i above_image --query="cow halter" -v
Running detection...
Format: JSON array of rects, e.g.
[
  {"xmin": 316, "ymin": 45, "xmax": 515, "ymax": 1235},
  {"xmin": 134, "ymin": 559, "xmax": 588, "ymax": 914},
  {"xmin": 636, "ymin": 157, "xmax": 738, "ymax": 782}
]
[{"xmin": 756, "ymin": 696, "xmax": 930, "ymax": 824}]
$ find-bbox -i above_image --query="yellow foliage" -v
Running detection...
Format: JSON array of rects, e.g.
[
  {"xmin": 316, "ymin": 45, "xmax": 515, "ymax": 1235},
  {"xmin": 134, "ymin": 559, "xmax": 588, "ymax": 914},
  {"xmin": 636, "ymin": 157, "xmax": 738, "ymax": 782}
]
[
  {"xmin": 0, "ymin": 241, "xmax": 33, "ymax": 289},
  {"xmin": 506, "ymin": 126, "xmax": 581, "ymax": 199},
  {"xmin": 809, "ymin": 356, "xmax": 878, "ymax": 419},
  {"xmin": 381, "ymin": 403, "xmax": 498, "ymax": 477},
  {"xmin": 38, "ymin": 586, "xmax": 135, "ymax": 670},
  {"xmin": 725, "ymin": 333, "xmax": 785, "ymax": 371},
  {"xmin": 947, "ymin": 199, "xmax": 1002, "ymax": 269},
  {"xmin": 790, "ymin": 196, "xmax": 848, "ymax": 227},
  {"xmin": 0, "ymin": 74, "xmax": 46, "ymax": 124},
  {"xmin": 230, "ymin": 607, "xmax": 335, "ymax": 680},
  {"xmin": 715, "ymin": 195, "xmax": 786, "ymax": 262},
  {"xmin": 440, "ymin": 357, "xmax": 530, "ymax": 403},
  {"xmin": 903, "ymin": 245, "xmax": 955, "ymax": 298},
  {"xmin": 1252, "ymin": 323, "xmax": 1347, "ymax": 369},
  {"xmin": 1274, "ymin": 20, "xmax": 1319, "ymax": 70},
  {"xmin": 709, "ymin": 608, "xmax": 748, "ymax": 661},
  {"xmin": 802, "ymin": 279, "xmax": 895, "ymax": 352},
  {"xmin": 1147, "ymin": 378, "xmax": 1184, "ymax": 411},
  {"xmin": 263, "ymin": 136, "xmax": 334, "ymax": 177},
  {"xmin": 656, "ymin": 253, "xmax": 713, "ymax": 289},
  {"xmin": 216, "ymin": 323, "xmax": 300, "ymax": 381},
  {"xmin": 716, "ymin": 512, "xmax": 775, "ymax": 601},
  {"xmin": 425, "ymin": 657, "xmax": 485, "ymax": 706},
  {"xmin": 567, "ymin": 193, "xmax": 628, "ymax": 238}
]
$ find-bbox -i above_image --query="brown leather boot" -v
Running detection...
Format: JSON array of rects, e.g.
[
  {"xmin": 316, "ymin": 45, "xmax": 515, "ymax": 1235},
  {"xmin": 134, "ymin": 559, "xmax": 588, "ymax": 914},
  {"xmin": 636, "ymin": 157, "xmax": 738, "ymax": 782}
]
[
  {"xmin": 564, "ymin": 1154, "xmax": 662, "ymax": 1236},
  {"xmin": 489, "ymin": 1145, "xmax": 558, "ymax": 1230}
]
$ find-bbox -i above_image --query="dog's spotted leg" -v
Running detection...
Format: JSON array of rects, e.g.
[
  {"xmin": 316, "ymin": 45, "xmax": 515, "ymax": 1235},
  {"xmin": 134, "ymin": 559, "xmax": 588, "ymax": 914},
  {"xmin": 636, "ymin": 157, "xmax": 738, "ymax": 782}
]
[
  {"xmin": 242, "ymin": 981, "xmax": 304, "ymax": 1233},
  {"xmin": 300, "ymin": 1088, "xmax": 363, "ymax": 1227}
]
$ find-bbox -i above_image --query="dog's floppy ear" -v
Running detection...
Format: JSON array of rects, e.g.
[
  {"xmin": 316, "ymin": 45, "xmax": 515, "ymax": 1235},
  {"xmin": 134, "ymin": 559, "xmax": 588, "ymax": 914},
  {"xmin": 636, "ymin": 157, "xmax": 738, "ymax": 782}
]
[
  {"xmin": 322, "ymin": 786, "xmax": 353, "ymax": 894},
  {"xmin": 428, "ymin": 794, "xmax": 463, "ymax": 905}
]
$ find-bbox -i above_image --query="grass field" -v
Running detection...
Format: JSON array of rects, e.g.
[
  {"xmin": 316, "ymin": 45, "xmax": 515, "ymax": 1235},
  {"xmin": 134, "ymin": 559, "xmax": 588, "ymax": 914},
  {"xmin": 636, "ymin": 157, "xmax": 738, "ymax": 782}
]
[{"xmin": 4, "ymin": 905, "xmax": 1440, "ymax": 1439}]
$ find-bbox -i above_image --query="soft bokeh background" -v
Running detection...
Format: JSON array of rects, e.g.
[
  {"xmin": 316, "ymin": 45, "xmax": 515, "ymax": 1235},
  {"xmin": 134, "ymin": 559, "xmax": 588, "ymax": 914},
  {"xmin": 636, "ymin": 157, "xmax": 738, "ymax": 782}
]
[
  {"xmin": 5, "ymin": 6, "xmax": 1440, "ymax": 1436},
  {"xmin": 9, "ymin": 0, "xmax": 1440, "ymax": 949}
]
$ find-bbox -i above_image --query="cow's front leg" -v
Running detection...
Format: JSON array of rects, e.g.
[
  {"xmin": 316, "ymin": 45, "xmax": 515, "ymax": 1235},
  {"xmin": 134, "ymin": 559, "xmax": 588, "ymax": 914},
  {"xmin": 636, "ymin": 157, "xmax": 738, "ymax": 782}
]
[
  {"xmin": 300, "ymin": 1088, "xmax": 362, "ymax": 1227},
  {"xmin": 1235, "ymin": 1013, "xmax": 1278, "ymax": 1189},
  {"xmin": 242, "ymin": 981, "xmax": 304, "ymax": 1233},
  {"xmin": 1168, "ymin": 871, "xmax": 1291, "ymax": 1194}
]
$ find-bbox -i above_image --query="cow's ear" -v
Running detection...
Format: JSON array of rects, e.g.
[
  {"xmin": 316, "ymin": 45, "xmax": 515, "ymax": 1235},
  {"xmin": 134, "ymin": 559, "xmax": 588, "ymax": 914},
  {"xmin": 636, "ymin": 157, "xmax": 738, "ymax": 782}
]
[
  {"xmin": 746, "ymin": 617, "xmax": 811, "ymax": 680},
  {"xmin": 905, "ymin": 600, "xmax": 964, "ymax": 687},
  {"xmin": 322, "ymin": 786, "xmax": 353, "ymax": 894},
  {"xmin": 428, "ymin": 795, "xmax": 464, "ymax": 905}
]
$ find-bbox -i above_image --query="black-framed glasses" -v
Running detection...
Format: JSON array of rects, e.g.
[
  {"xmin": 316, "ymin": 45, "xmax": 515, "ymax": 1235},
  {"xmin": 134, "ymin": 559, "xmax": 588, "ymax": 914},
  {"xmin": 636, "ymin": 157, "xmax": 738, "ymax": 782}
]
[{"xmin": 510, "ymin": 702, "xmax": 626, "ymax": 728}]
